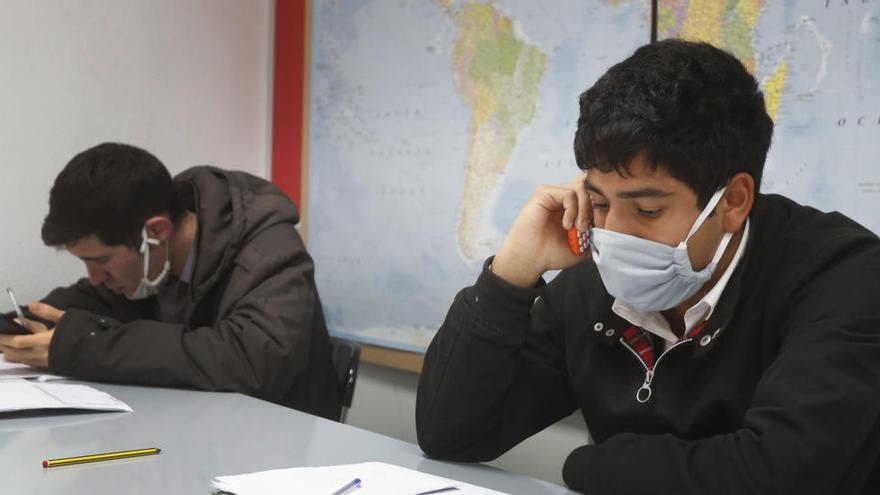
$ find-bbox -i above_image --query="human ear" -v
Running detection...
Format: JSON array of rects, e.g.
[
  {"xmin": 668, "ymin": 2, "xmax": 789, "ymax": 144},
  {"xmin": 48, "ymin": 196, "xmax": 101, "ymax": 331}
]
[
  {"xmin": 721, "ymin": 173, "xmax": 754, "ymax": 232},
  {"xmin": 143, "ymin": 216, "xmax": 174, "ymax": 242}
]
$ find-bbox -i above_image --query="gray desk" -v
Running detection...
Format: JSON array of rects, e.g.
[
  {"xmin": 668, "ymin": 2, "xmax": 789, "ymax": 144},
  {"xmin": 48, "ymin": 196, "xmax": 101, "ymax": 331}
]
[{"xmin": 0, "ymin": 382, "xmax": 575, "ymax": 494}]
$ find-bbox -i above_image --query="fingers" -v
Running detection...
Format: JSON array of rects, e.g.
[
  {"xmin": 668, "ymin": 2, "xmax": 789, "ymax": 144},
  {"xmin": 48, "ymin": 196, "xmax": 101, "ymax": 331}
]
[
  {"xmin": 13, "ymin": 315, "xmax": 50, "ymax": 334},
  {"xmin": 0, "ymin": 344, "xmax": 20, "ymax": 361},
  {"xmin": 0, "ymin": 333, "xmax": 36, "ymax": 350},
  {"xmin": 26, "ymin": 320, "xmax": 51, "ymax": 334},
  {"xmin": 0, "ymin": 330, "xmax": 52, "ymax": 368},
  {"xmin": 0, "ymin": 335, "xmax": 18, "ymax": 349},
  {"xmin": 0, "ymin": 344, "xmax": 47, "ymax": 368},
  {"xmin": 572, "ymin": 173, "xmax": 591, "ymax": 232},
  {"xmin": 534, "ymin": 185, "xmax": 579, "ymax": 230},
  {"xmin": 534, "ymin": 175, "xmax": 592, "ymax": 231},
  {"xmin": 28, "ymin": 301, "xmax": 65, "ymax": 325},
  {"xmin": 559, "ymin": 189, "xmax": 578, "ymax": 230}
]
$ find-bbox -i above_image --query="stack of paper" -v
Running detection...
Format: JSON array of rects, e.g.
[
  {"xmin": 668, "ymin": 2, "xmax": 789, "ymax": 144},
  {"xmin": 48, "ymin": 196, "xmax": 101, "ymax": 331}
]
[
  {"xmin": 0, "ymin": 379, "xmax": 132, "ymax": 413},
  {"xmin": 212, "ymin": 461, "xmax": 509, "ymax": 495}
]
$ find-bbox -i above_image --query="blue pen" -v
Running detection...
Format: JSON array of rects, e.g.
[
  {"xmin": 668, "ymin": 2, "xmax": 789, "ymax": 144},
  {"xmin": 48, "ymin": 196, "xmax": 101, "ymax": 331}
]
[{"xmin": 330, "ymin": 477, "xmax": 361, "ymax": 495}]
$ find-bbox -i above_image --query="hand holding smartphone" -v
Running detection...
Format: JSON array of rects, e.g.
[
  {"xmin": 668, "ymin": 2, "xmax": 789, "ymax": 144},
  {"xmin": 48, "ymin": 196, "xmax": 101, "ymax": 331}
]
[
  {"xmin": 0, "ymin": 313, "xmax": 30, "ymax": 335},
  {"xmin": 0, "ymin": 288, "xmax": 33, "ymax": 336}
]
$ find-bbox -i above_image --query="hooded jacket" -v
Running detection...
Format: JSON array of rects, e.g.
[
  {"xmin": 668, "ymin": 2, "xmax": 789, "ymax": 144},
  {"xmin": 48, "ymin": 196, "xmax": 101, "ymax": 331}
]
[
  {"xmin": 45, "ymin": 166, "xmax": 340, "ymax": 419},
  {"xmin": 416, "ymin": 193, "xmax": 880, "ymax": 494}
]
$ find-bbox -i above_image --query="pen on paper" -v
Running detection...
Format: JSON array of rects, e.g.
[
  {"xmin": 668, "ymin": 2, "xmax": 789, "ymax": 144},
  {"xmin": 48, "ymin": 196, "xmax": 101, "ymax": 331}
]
[
  {"xmin": 415, "ymin": 487, "xmax": 459, "ymax": 495},
  {"xmin": 42, "ymin": 447, "xmax": 161, "ymax": 468},
  {"xmin": 7, "ymin": 288, "xmax": 30, "ymax": 331},
  {"xmin": 330, "ymin": 477, "xmax": 362, "ymax": 495}
]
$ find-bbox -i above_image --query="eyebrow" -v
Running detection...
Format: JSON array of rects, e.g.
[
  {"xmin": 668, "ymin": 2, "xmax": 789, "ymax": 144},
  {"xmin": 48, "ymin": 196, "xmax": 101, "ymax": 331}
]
[{"xmin": 583, "ymin": 177, "xmax": 673, "ymax": 199}]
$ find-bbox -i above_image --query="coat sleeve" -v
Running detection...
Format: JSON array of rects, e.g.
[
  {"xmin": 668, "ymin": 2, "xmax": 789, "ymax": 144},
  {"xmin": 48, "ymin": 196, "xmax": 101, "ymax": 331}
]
[
  {"xmin": 416, "ymin": 258, "xmax": 578, "ymax": 462},
  {"xmin": 47, "ymin": 224, "xmax": 322, "ymax": 407},
  {"xmin": 563, "ymin": 240, "xmax": 880, "ymax": 495},
  {"xmin": 42, "ymin": 278, "xmax": 120, "ymax": 316}
]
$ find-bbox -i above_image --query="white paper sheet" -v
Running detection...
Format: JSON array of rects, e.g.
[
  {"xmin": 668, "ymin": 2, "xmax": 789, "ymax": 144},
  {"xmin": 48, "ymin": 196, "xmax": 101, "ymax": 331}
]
[
  {"xmin": 0, "ymin": 379, "xmax": 132, "ymax": 413},
  {"xmin": 212, "ymin": 461, "xmax": 508, "ymax": 495},
  {"xmin": 0, "ymin": 359, "xmax": 64, "ymax": 381}
]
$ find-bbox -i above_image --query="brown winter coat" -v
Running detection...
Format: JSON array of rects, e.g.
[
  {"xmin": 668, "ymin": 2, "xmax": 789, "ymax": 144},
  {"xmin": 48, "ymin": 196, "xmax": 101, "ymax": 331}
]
[{"xmin": 46, "ymin": 166, "xmax": 341, "ymax": 419}]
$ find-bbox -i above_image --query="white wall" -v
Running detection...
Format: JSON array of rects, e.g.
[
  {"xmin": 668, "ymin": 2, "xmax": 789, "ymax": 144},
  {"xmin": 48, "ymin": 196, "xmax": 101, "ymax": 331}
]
[
  {"xmin": 347, "ymin": 363, "xmax": 591, "ymax": 487},
  {"xmin": 0, "ymin": 0, "xmax": 273, "ymax": 303}
]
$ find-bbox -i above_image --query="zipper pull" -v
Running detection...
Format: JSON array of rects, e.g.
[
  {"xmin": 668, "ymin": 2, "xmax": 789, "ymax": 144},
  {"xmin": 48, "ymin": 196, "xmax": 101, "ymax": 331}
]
[{"xmin": 636, "ymin": 369, "xmax": 653, "ymax": 403}]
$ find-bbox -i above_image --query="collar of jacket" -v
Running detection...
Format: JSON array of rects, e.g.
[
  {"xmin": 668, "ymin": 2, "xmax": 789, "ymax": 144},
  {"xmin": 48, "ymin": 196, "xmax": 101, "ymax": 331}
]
[{"xmin": 585, "ymin": 214, "xmax": 757, "ymax": 359}]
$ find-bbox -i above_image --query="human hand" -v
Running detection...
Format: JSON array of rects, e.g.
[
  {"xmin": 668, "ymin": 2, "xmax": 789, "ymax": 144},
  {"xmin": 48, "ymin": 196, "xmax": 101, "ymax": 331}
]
[
  {"xmin": 0, "ymin": 302, "xmax": 63, "ymax": 369},
  {"xmin": 492, "ymin": 174, "xmax": 592, "ymax": 287}
]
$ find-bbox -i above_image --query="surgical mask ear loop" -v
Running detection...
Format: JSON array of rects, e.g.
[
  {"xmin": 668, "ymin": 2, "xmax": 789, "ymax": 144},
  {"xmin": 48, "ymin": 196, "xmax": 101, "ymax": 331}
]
[
  {"xmin": 683, "ymin": 188, "xmax": 727, "ymax": 242},
  {"xmin": 682, "ymin": 187, "xmax": 734, "ymax": 267},
  {"xmin": 682, "ymin": 186, "xmax": 733, "ymax": 272},
  {"xmin": 139, "ymin": 227, "xmax": 168, "ymax": 282}
]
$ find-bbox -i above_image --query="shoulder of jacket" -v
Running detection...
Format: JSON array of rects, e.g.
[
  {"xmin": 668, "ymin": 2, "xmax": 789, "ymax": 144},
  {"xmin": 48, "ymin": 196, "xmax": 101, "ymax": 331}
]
[{"xmin": 749, "ymin": 194, "xmax": 880, "ymax": 295}]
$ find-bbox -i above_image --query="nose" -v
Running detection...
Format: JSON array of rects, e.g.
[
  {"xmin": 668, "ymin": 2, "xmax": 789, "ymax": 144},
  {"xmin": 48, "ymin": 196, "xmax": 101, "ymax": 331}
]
[
  {"xmin": 85, "ymin": 263, "xmax": 108, "ymax": 285},
  {"xmin": 601, "ymin": 208, "xmax": 631, "ymax": 236}
]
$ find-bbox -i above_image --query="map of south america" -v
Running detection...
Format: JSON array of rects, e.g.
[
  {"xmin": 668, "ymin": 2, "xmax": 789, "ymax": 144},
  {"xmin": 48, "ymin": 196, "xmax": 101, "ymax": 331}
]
[{"xmin": 449, "ymin": 3, "xmax": 547, "ymax": 261}]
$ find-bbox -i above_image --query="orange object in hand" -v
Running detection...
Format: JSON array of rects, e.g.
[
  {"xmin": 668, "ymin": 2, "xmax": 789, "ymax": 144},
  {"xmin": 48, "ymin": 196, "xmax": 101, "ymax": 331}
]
[{"xmin": 567, "ymin": 227, "xmax": 590, "ymax": 255}]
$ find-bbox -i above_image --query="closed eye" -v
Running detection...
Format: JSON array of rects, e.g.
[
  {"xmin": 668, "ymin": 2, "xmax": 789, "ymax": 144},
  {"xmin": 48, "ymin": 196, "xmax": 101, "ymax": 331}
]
[
  {"xmin": 82, "ymin": 256, "xmax": 112, "ymax": 265},
  {"xmin": 637, "ymin": 208, "xmax": 662, "ymax": 218}
]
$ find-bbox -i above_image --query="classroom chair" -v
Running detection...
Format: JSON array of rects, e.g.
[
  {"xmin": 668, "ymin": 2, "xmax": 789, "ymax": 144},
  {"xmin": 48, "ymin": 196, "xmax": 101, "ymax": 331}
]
[{"xmin": 329, "ymin": 336, "xmax": 361, "ymax": 423}]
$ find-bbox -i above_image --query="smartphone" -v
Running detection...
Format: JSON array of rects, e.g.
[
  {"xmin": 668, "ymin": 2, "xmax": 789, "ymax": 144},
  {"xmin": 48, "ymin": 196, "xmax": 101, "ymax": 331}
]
[
  {"xmin": 567, "ymin": 226, "xmax": 590, "ymax": 255},
  {"xmin": 0, "ymin": 312, "xmax": 30, "ymax": 335}
]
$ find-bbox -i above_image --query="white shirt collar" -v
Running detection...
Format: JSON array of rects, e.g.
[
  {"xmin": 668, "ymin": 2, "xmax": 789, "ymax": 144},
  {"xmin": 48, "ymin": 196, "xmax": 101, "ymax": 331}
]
[{"xmin": 612, "ymin": 219, "xmax": 751, "ymax": 344}]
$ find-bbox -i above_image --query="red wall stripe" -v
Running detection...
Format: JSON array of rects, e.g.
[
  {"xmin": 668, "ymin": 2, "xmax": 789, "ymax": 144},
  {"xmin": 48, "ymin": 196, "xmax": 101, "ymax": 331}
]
[{"xmin": 271, "ymin": 0, "xmax": 307, "ymax": 208}]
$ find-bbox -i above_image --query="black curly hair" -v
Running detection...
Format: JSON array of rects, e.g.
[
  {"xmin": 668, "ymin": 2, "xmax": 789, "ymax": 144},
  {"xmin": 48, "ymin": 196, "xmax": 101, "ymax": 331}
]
[
  {"xmin": 573, "ymin": 39, "xmax": 774, "ymax": 207},
  {"xmin": 42, "ymin": 143, "xmax": 186, "ymax": 249}
]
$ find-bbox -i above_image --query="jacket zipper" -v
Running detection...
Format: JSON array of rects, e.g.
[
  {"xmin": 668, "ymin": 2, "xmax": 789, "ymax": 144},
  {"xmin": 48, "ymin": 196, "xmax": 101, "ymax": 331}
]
[{"xmin": 619, "ymin": 337, "xmax": 693, "ymax": 403}]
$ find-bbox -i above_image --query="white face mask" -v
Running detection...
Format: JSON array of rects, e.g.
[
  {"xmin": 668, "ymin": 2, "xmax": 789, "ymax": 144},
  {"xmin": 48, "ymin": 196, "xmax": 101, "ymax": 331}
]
[
  {"xmin": 589, "ymin": 187, "xmax": 733, "ymax": 312},
  {"xmin": 126, "ymin": 226, "xmax": 171, "ymax": 300}
]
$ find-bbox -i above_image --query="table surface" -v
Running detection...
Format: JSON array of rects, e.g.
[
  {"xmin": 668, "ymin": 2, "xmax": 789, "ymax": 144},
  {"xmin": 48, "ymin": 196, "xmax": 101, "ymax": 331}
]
[{"xmin": 0, "ymin": 381, "xmax": 575, "ymax": 494}]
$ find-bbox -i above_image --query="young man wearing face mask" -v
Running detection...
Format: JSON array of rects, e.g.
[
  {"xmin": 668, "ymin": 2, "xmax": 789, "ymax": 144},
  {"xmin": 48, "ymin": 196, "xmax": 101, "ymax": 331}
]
[
  {"xmin": 416, "ymin": 40, "xmax": 880, "ymax": 493},
  {"xmin": 0, "ymin": 143, "xmax": 341, "ymax": 419}
]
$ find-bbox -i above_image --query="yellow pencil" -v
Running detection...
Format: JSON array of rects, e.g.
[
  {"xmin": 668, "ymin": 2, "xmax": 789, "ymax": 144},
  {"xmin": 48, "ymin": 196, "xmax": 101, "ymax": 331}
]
[{"xmin": 42, "ymin": 447, "xmax": 161, "ymax": 468}]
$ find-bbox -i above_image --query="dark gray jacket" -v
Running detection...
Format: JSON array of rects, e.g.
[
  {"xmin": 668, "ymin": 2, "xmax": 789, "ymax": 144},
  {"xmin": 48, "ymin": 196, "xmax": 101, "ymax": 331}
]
[
  {"xmin": 417, "ymin": 194, "xmax": 880, "ymax": 494},
  {"xmin": 46, "ymin": 166, "xmax": 341, "ymax": 419}
]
